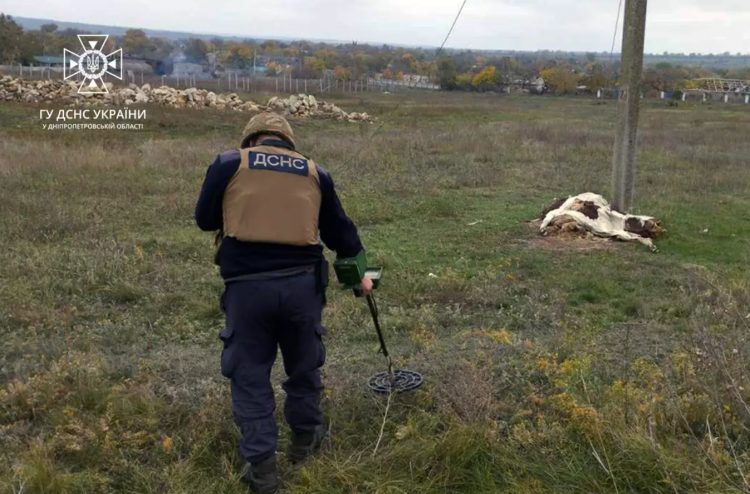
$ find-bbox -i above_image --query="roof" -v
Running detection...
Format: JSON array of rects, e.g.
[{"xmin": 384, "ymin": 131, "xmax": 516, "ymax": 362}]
[{"xmin": 34, "ymin": 56, "xmax": 65, "ymax": 65}]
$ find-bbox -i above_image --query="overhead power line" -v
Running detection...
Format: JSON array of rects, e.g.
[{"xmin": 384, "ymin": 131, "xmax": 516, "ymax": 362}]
[
  {"xmin": 438, "ymin": 0, "xmax": 469, "ymax": 57},
  {"xmin": 355, "ymin": 0, "xmax": 469, "ymax": 150},
  {"xmin": 609, "ymin": 0, "xmax": 625, "ymax": 67}
]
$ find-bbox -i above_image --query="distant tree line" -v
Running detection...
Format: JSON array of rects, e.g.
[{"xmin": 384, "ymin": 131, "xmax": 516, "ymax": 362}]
[{"xmin": 1, "ymin": 13, "xmax": 748, "ymax": 95}]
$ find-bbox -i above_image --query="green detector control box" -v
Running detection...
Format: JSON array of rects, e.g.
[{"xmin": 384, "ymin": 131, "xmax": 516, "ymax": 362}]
[{"xmin": 333, "ymin": 251, "xmax": 382, "ymax": 291}]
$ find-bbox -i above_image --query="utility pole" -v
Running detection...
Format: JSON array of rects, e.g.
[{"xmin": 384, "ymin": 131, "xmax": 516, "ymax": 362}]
[{"xmin": 611, "ymin": 0, "xmax": 648, "ymax": 213}]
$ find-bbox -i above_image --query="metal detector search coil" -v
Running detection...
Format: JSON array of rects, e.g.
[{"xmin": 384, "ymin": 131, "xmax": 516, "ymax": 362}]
[{"xmin": 368, "ymin": 369, "xmax": 423, "ymax": 395}]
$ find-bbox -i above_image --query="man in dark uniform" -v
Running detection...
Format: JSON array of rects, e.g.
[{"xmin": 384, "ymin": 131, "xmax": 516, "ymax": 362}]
[{"xmin": 195, "ymin": 112, "xmax": 372, "ymax": 493}]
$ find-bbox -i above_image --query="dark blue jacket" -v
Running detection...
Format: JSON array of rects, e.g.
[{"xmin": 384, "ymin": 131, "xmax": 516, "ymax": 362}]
[{"xmin": 195, "ymin": 139, "xmax": 364, "ymax": 280}]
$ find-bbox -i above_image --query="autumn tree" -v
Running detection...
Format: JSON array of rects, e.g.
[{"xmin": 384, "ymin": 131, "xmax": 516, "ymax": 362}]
[
  {"xmin": 260, "ymin": 40, "xmax": 278, "ymax": 55},
  {"xmin": 333, "ymin": 65, "xmax": 352, "ymax": 80},
  {"xmin": 437, "ymin": 57, "xmax": 458, "ymax": 90},
  {"xmin": 0, "ymin": 14, "xmax": 23, "ymax": 64},
  {"xmin": 265, "ymin": 61, "xmax": 282, "ymax": 76},
  {"xmin": 34, "ymin": 23, "xmax": 62, "ymax": 57},
  {"xmin": 20, "ymin": 30, "xmax": 43, "ymax": 63},
  {"xmin": 472, "ymin": 65, "xmax": 502, "ymax": 91},
  {"xmin": 365, "ymin": 53, "xmax": 390, "ymax": 73},
  {"xmin": 151, "ymin": 38, "xmax": 173, "ymax": 60},
  {"xmin": 579, "ymin": 62, "xmax": 609, "ymax": 92},
  {"xmin": 298, "ymin": 56, "xmax": 326, "ymax": 77},
  {"xmin": 123, "ymin": 29, "xmax": 154, "ymax": 57},
  {"xmin": 540, "ymin": 68, "xmax": 577, "ymax": 94},
  {"xmin": 495, "ymin": 56, "xmax": 516, "ymax": 75},
  {"xmin": 456, "ymin": 72, "xmax": 474, "ymax": 90},
  {"xmin": 210, "ymin": 37, "xmax": 225, "ymax": 51},
  {"xmin": 727, "ymin": 67, "xmax": 750, "ymax": 80},
  {"xmin": 642, "ymin": 65, "xmax": 693, "ymax": 93},
  {"xmin": 185, "ymin": 38, "xmax": 208, "ymax": 63},
  {"xmin": 315, "ymin": 49, "xmax": 337, "ymax": 69},
  {"xmin": 306, "ymin": 57, "xmax": 327, "ymax": 72},
  {"xmin": 348, "ymin": 52, "xmax": 368, "ymax": 78},
  {"xmin": 221, "ymin": 42, "xmax": 253, "ymax": 69}
]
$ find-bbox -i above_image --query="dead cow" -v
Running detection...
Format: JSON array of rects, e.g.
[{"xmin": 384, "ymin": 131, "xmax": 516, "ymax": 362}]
[{"xmin": 539, "ymin": 193, "xmax": 663, "ymax": 251}]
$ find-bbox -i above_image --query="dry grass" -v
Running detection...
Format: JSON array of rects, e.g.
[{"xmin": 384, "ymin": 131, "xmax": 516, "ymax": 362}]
[{"xmin": 1, "ymin": 93, "xmax": 749, "ymax": 493}]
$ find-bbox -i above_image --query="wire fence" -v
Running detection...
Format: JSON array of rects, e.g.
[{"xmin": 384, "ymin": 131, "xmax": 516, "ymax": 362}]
[
  {"xmin": 0, "ymin": 64, "xmax": 440, "ymax": 96},
  {"xmin": 4, "ymin": 64, "xmax": 748, "ymax": 104}
]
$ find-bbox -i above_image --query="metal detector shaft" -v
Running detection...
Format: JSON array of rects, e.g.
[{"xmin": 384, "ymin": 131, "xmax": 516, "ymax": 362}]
[{"xmin": 365, "ymin": 293, "xmax": 394, "ymax": 377}]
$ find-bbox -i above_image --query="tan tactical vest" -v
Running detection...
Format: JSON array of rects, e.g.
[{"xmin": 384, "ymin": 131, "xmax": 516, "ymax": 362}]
[{"xmin": 222, "ymin": 145, "xmax": 322, "ymax": 246}]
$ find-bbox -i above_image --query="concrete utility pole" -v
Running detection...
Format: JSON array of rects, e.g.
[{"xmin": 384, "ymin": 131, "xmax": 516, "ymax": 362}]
[{"xmin": 611, "ymin": 0, "xmax": 648, "ymax": 213}]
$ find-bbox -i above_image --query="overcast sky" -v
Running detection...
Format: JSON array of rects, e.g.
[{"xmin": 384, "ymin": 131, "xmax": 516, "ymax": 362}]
[{"xmin": 2, "ymin": 0, "xmax": 748, "ymax": 54}]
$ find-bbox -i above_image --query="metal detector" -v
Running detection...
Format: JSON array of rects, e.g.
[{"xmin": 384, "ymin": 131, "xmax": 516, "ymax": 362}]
[
  {"xmin": 364, "ymin": 292, "xmax": 423, "ymax": 394},
  {"xmin": 333, "ymin": 252, "xmax": 423, "ymax": 394}
]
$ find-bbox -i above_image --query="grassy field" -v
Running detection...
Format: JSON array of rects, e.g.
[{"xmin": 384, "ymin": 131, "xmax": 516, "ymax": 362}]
[{"xmin": 1, "ymin": 90, "xmax": 749, "ymax": 494}]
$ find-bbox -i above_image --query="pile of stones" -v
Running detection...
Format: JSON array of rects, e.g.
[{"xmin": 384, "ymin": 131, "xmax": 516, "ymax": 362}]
[
  {"xmin": 0, "ymin": 76, "xmax": 372, "ymax": 122},
  {"xmin": 267, "ymin": 94, "xmax": 372, "ymax": 122}
]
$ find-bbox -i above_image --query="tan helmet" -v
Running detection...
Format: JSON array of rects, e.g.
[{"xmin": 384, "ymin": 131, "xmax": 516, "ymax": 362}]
[{"xmin": 240, "ymin": 112, "xmax": 296, "ymax": 149}]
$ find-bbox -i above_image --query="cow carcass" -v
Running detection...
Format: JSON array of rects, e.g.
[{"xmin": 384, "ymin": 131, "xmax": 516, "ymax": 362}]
[{"xmin": 539, "ymin": 193, "xmax": 663, "ymax": 252}]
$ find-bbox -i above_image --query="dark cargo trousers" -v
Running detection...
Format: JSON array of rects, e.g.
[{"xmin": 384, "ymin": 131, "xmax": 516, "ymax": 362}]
[{"xmin": 219, "ymin": 270, "xmax": 326, "ymax": 464}]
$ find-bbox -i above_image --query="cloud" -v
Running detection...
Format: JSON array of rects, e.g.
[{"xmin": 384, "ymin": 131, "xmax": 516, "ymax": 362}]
[{"xmin": 2, "ymin": 0, "xmax": 748, "ymax": 53}]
